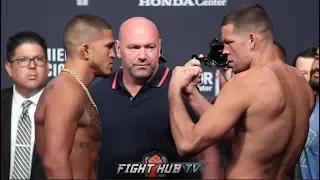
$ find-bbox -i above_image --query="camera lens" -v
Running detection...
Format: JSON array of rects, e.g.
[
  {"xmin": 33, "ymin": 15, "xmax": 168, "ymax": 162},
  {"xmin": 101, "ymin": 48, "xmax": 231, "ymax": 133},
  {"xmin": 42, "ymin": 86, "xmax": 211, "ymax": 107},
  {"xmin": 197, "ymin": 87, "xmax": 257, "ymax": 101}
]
[{"xmin": 208, "ymin": 44, "xmax": 225, "ymax": 63}]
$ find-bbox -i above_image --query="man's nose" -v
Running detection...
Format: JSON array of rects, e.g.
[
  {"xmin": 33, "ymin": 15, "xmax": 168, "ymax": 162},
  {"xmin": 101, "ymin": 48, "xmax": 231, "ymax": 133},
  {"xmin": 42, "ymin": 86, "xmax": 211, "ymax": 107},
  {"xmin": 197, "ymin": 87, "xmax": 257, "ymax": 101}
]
[
  {"xmin": 137, "ymin": 48, "xmax": 147, "ymax": 60},
  {"xmin": 110, "ymin": 48, "xmax": 116, "ymax": 59},
  {"xmin": 222, "ymin": 47, "xmax": 229, "ymax": 56},
  {"xmin": 29, "ymin": 59, "xmax": 36, "ymax": 69}
]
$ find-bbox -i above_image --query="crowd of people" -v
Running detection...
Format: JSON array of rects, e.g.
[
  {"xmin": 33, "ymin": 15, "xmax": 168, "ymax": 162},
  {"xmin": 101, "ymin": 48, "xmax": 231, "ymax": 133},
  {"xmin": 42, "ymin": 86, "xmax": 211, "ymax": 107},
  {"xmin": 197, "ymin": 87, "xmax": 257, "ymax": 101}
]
[{"xmin": 1, "ymin": 3, "xmax": 318, "ymax": 180}]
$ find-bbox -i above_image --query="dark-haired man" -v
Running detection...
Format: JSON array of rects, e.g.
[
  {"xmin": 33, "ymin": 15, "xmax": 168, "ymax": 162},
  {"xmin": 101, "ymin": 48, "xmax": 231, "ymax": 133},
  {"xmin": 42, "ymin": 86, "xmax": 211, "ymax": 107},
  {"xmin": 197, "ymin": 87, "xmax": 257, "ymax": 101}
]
[
  {"xmin": 296, "ymin": 47, "xmax": 319, "ymax": 180},
  {"xmin": 35, "ymin": 14, "xmax": 115, "ymax": 179},
  {"xmin": 293, "ymin": 47, "xmax": 317, "ymax": 81},
  {"xmin": 1, "ymin": 31, "xmax": 48, "ymax": 179},
  {"xmin": 168, "ymin": 3, "xmax": 315, "ymax": 179}
]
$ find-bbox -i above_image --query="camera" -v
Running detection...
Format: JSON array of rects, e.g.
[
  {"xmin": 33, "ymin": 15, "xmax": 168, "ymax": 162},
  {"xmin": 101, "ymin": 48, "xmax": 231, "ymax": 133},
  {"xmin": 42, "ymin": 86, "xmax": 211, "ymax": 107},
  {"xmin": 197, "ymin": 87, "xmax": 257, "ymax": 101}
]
[{"xmin": 192, "ymin": 38, "xmax": 228, "ymax": 69}]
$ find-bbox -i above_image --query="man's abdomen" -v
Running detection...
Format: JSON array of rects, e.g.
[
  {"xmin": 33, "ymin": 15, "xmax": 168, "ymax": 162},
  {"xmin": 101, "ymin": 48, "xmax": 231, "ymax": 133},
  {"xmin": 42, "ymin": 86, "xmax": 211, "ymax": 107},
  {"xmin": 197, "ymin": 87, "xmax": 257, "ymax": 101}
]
[{"xmin": 70, "ymin": 128, "xmax": 101, "ymax": 178}]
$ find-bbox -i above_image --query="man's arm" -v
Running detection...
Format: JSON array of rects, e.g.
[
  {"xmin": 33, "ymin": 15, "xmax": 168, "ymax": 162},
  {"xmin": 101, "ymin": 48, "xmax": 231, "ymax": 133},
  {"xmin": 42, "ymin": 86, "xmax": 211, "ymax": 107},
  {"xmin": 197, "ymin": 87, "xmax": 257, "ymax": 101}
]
[
  {"xmin": 185, "ymin": 89, "xmax": 213, "ymax": 116},
  {"xmin": 183, "ymin": 95, "xmax": 223, "ymax": 179},
  {"xmin": 42, "ymin": 85, "xmax": 85, "ymax": 179},
  {"xmin": 186, "ymin": 68, "xmax": 233, "ymax": 117},
  {"xmin": 169, "ymin": 75, "xmax": 251, "ymax": 157}
]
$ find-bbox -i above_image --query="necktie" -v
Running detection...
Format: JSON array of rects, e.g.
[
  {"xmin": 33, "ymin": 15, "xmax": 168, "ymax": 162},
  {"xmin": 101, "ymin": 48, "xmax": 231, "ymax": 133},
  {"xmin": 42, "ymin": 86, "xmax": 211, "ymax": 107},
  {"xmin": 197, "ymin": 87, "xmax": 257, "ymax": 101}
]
[{"xmin": 12, "ymin": 100, "xmax": 33, "ymax": 179}]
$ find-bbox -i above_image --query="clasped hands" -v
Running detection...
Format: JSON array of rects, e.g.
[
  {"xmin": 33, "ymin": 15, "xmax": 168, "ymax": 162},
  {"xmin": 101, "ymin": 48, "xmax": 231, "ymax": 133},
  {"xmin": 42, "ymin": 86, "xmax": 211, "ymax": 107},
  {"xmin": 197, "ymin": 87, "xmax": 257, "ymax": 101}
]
[
  {"xmin": 169, "ymin": 54, "xmax": 233, "ymax": 96},
  {"xmin": 169, "ymin": 57, "xmax": 202, "ymax": 97}
]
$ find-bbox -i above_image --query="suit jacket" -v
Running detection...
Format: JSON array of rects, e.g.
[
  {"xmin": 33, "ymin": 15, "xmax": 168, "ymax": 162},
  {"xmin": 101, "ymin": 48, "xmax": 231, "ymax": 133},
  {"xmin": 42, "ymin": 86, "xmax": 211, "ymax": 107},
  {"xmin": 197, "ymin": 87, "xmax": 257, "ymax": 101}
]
[{"xmin": 1, "ymin": 87, "xmax": 45, "ymax": 179}]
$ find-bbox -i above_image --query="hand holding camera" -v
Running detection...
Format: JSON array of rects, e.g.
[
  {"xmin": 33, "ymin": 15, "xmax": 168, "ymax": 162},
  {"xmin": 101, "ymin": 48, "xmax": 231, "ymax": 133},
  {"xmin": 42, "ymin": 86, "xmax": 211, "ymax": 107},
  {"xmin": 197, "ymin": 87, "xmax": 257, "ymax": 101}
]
[{"xmin": 192, "ymin": 38, "xmax": 229, "ymax": 69}]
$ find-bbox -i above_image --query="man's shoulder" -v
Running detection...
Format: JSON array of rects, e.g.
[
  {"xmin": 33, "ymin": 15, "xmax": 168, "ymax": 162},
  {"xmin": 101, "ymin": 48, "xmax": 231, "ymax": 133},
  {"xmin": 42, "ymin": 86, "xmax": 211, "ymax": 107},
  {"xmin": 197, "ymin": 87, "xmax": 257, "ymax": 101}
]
[
  {"xmin": 225, "ymin": 67, "xmax": 281, "ymax": 100},
  {"xmin": 233, "ymin": 66, "xmax": 278, "ymax": 85},
  {"xmin": 1, "ymin": 86, "xmax": 13, "ymax": 102},
  {"xmin": 44, "ymin": 79, "xmax": 86, "ymax": 102},
  {"xmin": 90, "ymin": 75, "xmax": 115, "ymax": 90},
  {"xmin": 1, "ymin": 86, "xmax": 13, "ymax": 94}
]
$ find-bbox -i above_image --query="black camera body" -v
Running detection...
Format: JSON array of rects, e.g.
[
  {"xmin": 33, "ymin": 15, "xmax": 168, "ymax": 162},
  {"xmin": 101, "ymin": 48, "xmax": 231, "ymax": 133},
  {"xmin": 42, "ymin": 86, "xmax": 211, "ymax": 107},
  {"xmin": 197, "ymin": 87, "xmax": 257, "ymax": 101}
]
[{"xmin": 192, "ymin": 38, "xmax": 228, "ymax": 69}]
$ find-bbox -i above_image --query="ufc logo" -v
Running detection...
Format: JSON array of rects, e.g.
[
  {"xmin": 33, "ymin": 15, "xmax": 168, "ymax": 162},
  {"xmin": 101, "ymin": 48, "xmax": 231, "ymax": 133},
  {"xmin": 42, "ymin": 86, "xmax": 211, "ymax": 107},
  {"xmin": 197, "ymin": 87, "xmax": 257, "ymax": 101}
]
[{"xmin": 77, "ymin": 0, "xmax": 89, "ymax": 6}]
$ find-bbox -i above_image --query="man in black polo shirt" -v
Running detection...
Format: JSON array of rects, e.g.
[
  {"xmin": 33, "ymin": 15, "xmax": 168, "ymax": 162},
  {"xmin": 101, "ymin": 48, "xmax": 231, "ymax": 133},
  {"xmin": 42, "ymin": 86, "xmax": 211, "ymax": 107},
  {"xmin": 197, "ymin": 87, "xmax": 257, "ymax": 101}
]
[{"xmin": 90, "ymin": 17, "xmax": 223, "ymax": 179}]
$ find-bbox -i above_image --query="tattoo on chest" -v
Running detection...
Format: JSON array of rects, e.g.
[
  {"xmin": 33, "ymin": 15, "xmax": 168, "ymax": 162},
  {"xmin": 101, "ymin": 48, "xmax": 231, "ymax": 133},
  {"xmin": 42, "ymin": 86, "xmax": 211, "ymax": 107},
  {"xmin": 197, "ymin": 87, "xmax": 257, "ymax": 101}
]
[
  {"xmin": 86, "ymin": 103, "xmax": 102, "ymax": 137},
  {"xmin": 80, "ymin": 142, "xmax": 91, "ymax": 148}
]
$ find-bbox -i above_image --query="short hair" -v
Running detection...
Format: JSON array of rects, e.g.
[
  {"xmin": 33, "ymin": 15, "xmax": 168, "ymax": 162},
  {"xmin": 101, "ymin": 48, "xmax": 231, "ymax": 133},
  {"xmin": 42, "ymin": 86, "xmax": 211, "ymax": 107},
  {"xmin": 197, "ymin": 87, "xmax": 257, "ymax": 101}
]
[
  {"xmin": 274, "ymin": 40, "xmax": 287, "ymax": 61},
  {"xmin": 6, "ymin": 31, "xmax": 47, "ymax": 62},
  {"xmin": 63, "ymin": 14, "xmax": 112, "ymax": 56},
  {"xmin": 293, "ymin": 47, "xmax": 318, "ymax": 67},
  {"xmin": 221, "ymin": 3, "xmax": 273, "ymax": 39}
]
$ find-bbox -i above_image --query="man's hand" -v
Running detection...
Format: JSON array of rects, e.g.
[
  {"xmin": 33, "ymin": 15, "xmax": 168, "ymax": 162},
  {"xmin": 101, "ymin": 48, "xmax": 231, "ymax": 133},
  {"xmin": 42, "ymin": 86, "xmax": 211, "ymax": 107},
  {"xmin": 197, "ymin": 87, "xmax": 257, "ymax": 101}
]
[
  {"xmin": 182, "ymin": 57, "xmax": 203, "ymax": 95},
  {"xmin": 169, "ymin": 65, "xmax": 202, "ymax": 93},
  {"xmin": 217, "ymin": 68, "xmax": 233, "ymax": 88}
]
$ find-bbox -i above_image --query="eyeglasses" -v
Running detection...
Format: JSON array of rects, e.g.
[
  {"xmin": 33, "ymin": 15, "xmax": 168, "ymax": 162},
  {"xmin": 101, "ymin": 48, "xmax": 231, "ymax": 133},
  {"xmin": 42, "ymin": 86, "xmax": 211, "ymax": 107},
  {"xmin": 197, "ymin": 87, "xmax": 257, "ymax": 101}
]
[{"xmin": 11, "ymin": 56, "xmax": 47, "ymax": 68}]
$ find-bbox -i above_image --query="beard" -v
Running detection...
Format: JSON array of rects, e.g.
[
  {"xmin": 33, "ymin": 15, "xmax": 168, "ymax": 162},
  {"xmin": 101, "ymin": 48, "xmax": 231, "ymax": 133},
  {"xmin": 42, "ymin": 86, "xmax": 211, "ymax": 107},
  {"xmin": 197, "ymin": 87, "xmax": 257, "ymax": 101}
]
[
  {"xmin": 309, "ymin": 68, "xmax": 319, "ymax": 94},
  {"xmin": 128, "ymin": 65, "xmax": 156, "ymax": 81}
]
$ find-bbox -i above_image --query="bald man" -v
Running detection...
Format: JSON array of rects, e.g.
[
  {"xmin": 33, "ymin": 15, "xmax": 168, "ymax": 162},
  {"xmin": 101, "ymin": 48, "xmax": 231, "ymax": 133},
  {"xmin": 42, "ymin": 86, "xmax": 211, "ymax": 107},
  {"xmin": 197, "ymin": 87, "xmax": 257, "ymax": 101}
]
[
  {"xmin": 89, "ymin": 17, "xmax": 222, "ymax": 179},
  {"xmin": 34, "ymin": 14, "xmax": 115, "ymax": 179}
]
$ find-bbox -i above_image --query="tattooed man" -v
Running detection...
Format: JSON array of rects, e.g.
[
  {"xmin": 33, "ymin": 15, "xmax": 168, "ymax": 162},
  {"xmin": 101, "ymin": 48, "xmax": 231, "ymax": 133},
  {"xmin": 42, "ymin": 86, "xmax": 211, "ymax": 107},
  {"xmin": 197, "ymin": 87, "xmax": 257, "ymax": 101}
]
[{"xmin": 34, "ymin": 14, "xmax": 115, "ymax": 179}]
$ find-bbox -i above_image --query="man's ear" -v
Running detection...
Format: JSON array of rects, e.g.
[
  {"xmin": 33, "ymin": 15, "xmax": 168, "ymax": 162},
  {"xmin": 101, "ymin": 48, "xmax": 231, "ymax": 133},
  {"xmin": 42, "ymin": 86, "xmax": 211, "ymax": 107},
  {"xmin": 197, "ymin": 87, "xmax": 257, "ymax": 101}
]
[
  {"xmin": 159, "ymin": 39, "xmax": 162, "ymax": 55},
  {"xmin": 115, "ymin": 40, "xmax": 121, "ymax": 58},
  {"xmin": 5, "ymin": 61, "xmax": 13, "ymax": 77},
  {"xmin": 79, "ymin": 44, "xmax": 90, "ymax": 60},
  {"xmin": 249, "ymin": 33, "xmax": 257, "ymax": 51}
]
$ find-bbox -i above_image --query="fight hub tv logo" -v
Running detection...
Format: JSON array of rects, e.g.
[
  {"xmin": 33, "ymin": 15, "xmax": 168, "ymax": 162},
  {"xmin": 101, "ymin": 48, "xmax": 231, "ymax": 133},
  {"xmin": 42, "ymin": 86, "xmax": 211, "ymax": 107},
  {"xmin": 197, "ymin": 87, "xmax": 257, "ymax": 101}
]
[
  {"xmin": 116, "ymin": 151, "xmax": 206, "ymax": 178},
  {"xmin": 139, "ymin": 0, "xmax": 227, "ymax": 7}
]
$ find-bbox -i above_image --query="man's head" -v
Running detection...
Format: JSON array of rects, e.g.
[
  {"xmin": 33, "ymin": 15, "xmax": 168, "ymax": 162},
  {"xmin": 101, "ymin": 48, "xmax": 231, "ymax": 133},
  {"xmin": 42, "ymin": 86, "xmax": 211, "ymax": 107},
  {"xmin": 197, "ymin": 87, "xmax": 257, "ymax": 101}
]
[
  {"xmin": 293, "ymin": 47, "xmax": 317, "ymax": 81},
  {"xmin": 116, "ymin": 17, "xmax": 161, "ymax": 81},
  {"xmin": 5, "ymin": 31, "xmax": 49, "ymax": 92},
  {"xmin": 309, "ymin": 47, "xmax": 319, "ymax": 94},
  {"xmin": 273, "ymin": 40, "xmax": 287, "ymax": 62},
  {"xmin": 221, "ymin": 3, "xmax": 273, "ymax": 73},
  {"xmin": 63, "ymin": 14, "xmax": 115, "ymax": 77}
]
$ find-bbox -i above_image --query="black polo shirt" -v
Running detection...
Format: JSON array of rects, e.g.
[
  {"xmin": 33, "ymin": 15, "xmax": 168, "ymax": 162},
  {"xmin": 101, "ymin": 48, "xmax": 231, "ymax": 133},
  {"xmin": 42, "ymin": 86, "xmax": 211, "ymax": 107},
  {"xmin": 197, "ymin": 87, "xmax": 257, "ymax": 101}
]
[{"xmin": 90, "ymin": 65, "xmax": 201, "ymax": 179}]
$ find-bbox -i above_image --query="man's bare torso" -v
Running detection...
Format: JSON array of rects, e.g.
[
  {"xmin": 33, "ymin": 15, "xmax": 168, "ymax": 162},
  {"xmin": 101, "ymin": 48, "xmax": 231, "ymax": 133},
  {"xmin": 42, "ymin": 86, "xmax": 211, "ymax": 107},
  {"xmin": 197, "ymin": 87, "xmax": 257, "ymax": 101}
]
[
  {"xmin": 226, "ymin": 61, "xmax": 314, "ymax": 179},
  {"xmin": 35, "ymin": 75, "xmax": 102, "ymax": 179}
]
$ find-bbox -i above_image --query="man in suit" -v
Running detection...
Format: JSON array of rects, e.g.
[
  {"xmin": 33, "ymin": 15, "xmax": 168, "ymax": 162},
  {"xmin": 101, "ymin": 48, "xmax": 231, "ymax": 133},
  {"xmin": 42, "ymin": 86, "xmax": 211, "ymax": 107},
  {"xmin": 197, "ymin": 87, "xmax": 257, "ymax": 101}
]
[{"xmin": 1, "ymin": 31, "xmax": 49, "ymax": 179}]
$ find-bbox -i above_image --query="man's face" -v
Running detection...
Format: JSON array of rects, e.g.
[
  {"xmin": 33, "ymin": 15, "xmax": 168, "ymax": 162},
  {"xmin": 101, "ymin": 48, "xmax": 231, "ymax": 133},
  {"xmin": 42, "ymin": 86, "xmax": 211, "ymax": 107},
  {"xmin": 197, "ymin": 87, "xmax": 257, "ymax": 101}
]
[
  {"xmin": 221, "ymin": 24, "xmax": 251, "ymax": 74},
  {"xmin": 116, "ymin": 26, "xmax": 161, "ymax": 80},
  {"xmin": 295, "ymin": 56, "xmax": 314, "ymax": 81},
  {"xmin": 309, "ymin": 48, "xmax": 319, "ymax": 92},
  {"xmin": 5, "ymin": 43, "xmax": 49, "ymax": 91},
  {"xmin": 90, "ymin": 29, "xmax": 115, "ymax": 78}
]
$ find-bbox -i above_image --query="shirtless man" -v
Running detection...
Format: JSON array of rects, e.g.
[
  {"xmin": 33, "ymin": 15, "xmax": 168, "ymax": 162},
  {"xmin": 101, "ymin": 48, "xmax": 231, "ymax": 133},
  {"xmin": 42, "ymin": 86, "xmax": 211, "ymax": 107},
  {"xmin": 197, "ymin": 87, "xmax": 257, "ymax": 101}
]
[
  {"xmin": 34, "ymin": 14, "xmax": 115, "ymax": 179},
  {"xmin": 168, "ymin": 3, "xmax": 315, "ymax": 179}
]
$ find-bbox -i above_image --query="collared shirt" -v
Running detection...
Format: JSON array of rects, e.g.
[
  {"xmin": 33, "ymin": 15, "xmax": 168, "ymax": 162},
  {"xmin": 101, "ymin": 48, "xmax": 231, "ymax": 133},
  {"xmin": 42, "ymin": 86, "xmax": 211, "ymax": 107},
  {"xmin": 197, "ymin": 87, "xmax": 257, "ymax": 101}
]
[
  {"xmin": 90, "ymin": 65, "xmax": 200, "ymax": 179},
  {"xmin": 9, "ymin": 85, "xmax": 44, "ymax": 179}
]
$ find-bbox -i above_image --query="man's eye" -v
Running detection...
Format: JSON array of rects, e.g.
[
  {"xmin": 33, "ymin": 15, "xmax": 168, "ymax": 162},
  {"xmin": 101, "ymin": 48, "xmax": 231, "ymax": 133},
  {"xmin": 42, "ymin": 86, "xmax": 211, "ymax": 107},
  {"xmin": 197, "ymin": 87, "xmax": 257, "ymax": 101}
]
[
  {"xmin": 35, "ymin": 57, "xmax": 44, "ymax": 61},
  {"xmin": 19, "ymin": 58, "xmax": 28, "ymax": 62}
]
